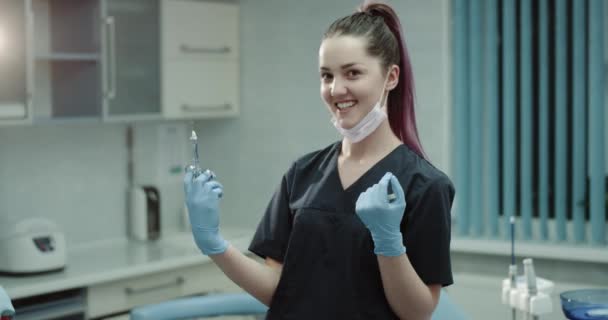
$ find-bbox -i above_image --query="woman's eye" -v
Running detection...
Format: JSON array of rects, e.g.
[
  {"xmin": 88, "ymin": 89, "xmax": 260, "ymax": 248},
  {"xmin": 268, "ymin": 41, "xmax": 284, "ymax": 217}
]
[
  {"xmin": 321, "ymin": 73, "xmax": 333, "ymax": 81},
  {"xmin": 347, "ymin": 70, "xmax": 361, "ymax": 77}
]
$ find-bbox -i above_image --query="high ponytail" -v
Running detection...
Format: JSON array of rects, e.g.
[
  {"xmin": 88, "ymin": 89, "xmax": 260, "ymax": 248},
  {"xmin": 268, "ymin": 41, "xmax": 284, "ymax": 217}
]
[{"xmin": 323, "ymin": 1, "xmax": 426, "ymax": 159}]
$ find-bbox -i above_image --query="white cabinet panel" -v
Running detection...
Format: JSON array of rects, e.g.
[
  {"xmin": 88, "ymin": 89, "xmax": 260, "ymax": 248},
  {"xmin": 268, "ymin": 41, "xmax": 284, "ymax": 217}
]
[
  {"xmin": 161, "ymin": 0, "xmax": 240, "ymax": 120},
  {"xmin": 162, "ymin": 0, "xmax": 239, "ymax": 61},
  {"xmin": 101, "ymin": 0, "xmax": 161, "ymax": 120},
  {"xmin": 163, "ymin": 60, "xmax": 239, "ymax": 119},
  {"xmin": 87, "ymin": 263, "xmax": 238, "ymax": 318}
]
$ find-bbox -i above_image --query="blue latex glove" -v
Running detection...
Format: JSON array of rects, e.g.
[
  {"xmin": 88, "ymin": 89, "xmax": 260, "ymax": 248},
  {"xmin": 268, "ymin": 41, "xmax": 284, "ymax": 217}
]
[
  {"xmin": 355, "ymin": 172, "xmax": 407, "ymax": 256},
  {"xmin": 184, "ymin": 170, "xmax": 228, "ymax": 255}
]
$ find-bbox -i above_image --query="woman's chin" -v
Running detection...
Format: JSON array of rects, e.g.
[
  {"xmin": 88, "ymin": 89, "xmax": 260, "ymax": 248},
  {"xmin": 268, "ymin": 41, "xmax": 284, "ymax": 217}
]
[{"xmin": 336, "ymin": 118, "xmax": 357, "ymax": 129}]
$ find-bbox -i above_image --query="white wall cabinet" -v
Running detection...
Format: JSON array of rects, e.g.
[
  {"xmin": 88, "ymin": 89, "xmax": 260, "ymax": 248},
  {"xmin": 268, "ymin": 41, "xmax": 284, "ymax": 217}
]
[
  {"xmin": 87, "ymin": 263, "xmax": 241, "ymax": 319},
  {"xmin": 30, "ymin": 0, "xmax": 161, "ymax": 123},
  {"xmin": 161, "ymin": 0, "xmax": 240, "ymax": 119},
  {"xmin": 163, "ymin": 60, "xmax": 239, "ymax": 119},
  {"xmin": 101, "ymin": 0, "xmax": 162, "ymax": 121},
  {"xmin": 30, "ymin": 0, "xmax": 103, "ymax": 123},
  {"xmin": 0, "ymin": 0, "xmax": 240, "ymax": 126}
]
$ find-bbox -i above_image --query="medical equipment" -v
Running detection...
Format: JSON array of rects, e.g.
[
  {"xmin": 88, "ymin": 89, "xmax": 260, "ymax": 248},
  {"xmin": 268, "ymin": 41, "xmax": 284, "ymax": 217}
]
[
  {"xmin": 505, "ymin": 216, "xmax": 518, "ymax": 320},
  {"xmin": 501, "ymin": 260, "xmax": 554, "ymax": 319},
  {"xmin": 387, "ymin": 182, "xmax": 397, "ymax": 202},
  {"xmin": 185, "ymin": 129, "xmax": 203, "ymax": 178},
  {"xmin": 130, "ymin": 290, "xmax": 470, "ymax": 320},
  {"xmin": 331, "ymin": 100, "xmax": 387, "ymax": 143},
  {"xmin": 560, "ymin": 289, "xmax": 608, "ymax": 320},
  {"xmin": 0, "ymin": 218, "xmax": 66, "ymax": 275},
  {"xmin": 0, "ymin": 285, "xmax": 15, "ymax": 319},
  {"xmin": 185, "ymin": 128, "xmax": 216, "ymax": 181},
  {"xmin": 129, "ymin": 185, "xmax": 161, "ymax": 241},
  {"xmin": 520, "ymin": 258, "xmax": 552, "ymax": 320},
  {"xmin": 131, "ymin": 293, "xmax": 267, "ymax": 320},
  {"xmin": 184, "ymin": 127, "xmax": 216, "ymax": 183},
  {"xmin": 501, "ymin": 217, "xmax": 554, "ymax": 319}
]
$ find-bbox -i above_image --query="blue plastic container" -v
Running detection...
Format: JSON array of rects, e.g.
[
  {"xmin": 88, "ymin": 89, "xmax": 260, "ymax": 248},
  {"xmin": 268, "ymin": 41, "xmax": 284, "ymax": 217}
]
[{"xmin": 561, "ymin": 289, "xmax": 608, "ymax": 320}]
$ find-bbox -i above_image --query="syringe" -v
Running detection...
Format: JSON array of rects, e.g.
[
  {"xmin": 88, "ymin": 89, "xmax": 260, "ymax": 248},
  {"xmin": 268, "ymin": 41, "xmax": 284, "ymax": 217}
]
[
  {"xmin": 387, "ymin": 181, "xmax": 397, "ymax": 202},
  {"xmin": 185, "ymin": 129, "xmax": 203, "ymax": 178}
]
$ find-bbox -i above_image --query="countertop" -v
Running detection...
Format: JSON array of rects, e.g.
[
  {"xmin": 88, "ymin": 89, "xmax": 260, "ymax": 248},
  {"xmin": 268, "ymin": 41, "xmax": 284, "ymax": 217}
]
[{"xmin": 0, "ymin": 227, "xmax": 254, "ymax": 299}]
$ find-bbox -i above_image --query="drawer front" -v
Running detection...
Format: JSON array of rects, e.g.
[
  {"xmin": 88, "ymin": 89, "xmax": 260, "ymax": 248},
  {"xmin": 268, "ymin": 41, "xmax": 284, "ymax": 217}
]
[
  {"xmin": 87, "ymin": 263, "xmax": 237, "ymax": 318},
  {"xmin": 162, "ymin": 0, "xmax": 239, "ymax": 60},
  {"xmin": 162, "ymin": 59, "xmax": 239, "ymax": 119}
]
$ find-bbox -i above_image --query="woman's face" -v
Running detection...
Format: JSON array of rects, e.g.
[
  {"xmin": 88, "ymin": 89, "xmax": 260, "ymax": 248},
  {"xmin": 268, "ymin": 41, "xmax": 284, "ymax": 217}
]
[{"xmin": 319, "ymin": 35, "xmax": 397, "ymax": 129}]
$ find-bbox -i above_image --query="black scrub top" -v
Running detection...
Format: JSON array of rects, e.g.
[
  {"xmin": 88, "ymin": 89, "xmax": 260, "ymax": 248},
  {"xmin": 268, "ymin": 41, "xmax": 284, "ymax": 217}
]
[{"xmin": 249, "ymin": 141, "xmax": 455, "ymax": 320}]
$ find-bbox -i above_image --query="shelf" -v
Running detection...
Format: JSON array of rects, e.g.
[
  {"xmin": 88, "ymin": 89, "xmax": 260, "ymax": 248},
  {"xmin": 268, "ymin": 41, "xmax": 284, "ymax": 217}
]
[
  {"xmin": 35, "ymin": 53, "xmax": 101, "ymax": 62},
  {"xmin": 451, "ymin": 236, "xmax": 608, "ymax": 264}
]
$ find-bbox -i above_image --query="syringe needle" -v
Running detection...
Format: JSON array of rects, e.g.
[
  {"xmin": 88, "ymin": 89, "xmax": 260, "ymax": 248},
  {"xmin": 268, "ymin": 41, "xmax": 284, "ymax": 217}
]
[
  {"xmin": 190, "ymin": 131, "xmax": 199, "ymax": 163},
  {"xmin": 187, "ymin": 129, "xmax": 202, "ymax": 177}
]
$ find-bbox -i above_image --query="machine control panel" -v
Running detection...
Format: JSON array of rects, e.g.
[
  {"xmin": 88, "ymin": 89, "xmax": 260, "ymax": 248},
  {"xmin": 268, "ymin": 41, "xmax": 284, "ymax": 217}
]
[{"xmin": 32, "ymin": 236, "xmax": 54, "ymax": 252}]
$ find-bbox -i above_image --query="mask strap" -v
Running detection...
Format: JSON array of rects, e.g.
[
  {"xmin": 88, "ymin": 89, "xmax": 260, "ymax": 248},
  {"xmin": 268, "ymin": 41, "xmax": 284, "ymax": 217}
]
[{"xmin": 379, "ymin": 69, "xmax": 392, "ymax": 111}]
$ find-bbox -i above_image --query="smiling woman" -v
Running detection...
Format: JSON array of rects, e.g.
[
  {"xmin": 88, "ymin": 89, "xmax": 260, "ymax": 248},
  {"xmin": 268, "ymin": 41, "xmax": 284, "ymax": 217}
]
[
  {"xmin": 319, "ymin": 35, "xmax": 396, "ymax": 142},
  {"xmin": 183, "ymin": 2, "xmax": 456, "ymax": 320}
]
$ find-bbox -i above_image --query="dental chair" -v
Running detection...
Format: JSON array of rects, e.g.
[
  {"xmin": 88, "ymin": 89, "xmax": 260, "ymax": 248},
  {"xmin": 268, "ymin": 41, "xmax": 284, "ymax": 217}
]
[
  {"xmin": 130, "ymin": 290, "xmax": 469, "ymax": 320},
  {"xmin": 0, "ymin": 286, "xmax": 15, "ymax": 320}
]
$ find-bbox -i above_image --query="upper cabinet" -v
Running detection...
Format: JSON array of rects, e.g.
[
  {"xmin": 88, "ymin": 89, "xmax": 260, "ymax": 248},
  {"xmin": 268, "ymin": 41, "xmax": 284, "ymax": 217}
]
[
  {"xmin": 31, "ymin": 0, "xmax": 102, "ymax": 123},
  {"xmin": 101, "ymin": 0, "xmax": 161, "ymax": 121},
  {"xmin": 31, "ymin": 0, "xmax": 161, "ymax": 123},
  {"xmin": 162, "ymin": 0, "xmax": 238, "ymax": 61},
  {"xmin": 0, "ymin": 0, "xmax": 32, "ymax": 124},
  {"xmin": 161, "ymin": 0, "xmax": 240, "ymax": 119},
  {"xmin": 0, "ymin": 0, "xmax": 240, "ymax": 126}
]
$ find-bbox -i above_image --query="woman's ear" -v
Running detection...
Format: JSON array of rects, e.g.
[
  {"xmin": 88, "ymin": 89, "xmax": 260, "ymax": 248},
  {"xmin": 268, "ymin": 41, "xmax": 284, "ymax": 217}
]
[{"xmin": 386, "ymin": 64, "xmax": 400, "ymax": 91}]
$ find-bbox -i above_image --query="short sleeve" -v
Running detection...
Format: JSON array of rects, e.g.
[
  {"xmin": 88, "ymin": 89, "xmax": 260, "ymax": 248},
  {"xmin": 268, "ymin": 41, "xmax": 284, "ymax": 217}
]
[
  {"xmin": 248, "ymin": 164, "xmax": 295, "ymax": 262},
  {"xmin": 402, "ymin": 177, "xmax": 455, "ymax": 287}
]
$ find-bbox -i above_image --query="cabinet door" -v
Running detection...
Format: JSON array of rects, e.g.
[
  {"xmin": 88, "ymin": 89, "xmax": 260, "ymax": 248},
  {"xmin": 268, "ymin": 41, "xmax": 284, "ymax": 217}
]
[
  {"xmin": 162, "ymin": 0, "xmax": 239, "ymax": 61},
  {"xmin": 101, "ymin": 0, "xmax": 161, "ymax": 120},
  {"xmin": 0, "ymin": 0, "xmax": 31, "ymax": 123},
  {"xmin": 163, "ymin": 60, "xmax": 239, "ymax": 119},
  {"xmin": 29, "ymin": 0, "xmax": 102, "ymax": 123}
]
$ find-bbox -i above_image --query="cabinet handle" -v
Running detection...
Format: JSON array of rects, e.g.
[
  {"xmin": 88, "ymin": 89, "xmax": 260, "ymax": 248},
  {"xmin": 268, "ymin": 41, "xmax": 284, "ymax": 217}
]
[
  {"xmin": 26, "ymin": 1, "xmax": 35, "ymax": 114},
  {"xmin": 180, "ymin": 44, "xmax": 231, "ymax": 55},
  {"xmin": 105, "ymin": 16, "xmax": 117, "ymax": 99},
  {"xmin": 124, "ymin": 276, "xmax": 184, "ymax": 295},
  {"xmin": 181, "ymin": 103, "xmax": 232, "ymax": 112}
]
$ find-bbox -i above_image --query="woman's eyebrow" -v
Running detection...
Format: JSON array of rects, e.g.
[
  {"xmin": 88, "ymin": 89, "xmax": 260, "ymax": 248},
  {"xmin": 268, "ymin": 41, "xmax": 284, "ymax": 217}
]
[{"xmin": 320, "ymin": 63, "xmax": 361, "ymax": 71}]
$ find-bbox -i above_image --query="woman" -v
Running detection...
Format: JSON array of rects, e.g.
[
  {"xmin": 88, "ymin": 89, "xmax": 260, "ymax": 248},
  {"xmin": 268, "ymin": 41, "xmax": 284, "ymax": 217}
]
[{"xmin": 184, "ymin": 2, "xmax": 455, "ymax": 319}]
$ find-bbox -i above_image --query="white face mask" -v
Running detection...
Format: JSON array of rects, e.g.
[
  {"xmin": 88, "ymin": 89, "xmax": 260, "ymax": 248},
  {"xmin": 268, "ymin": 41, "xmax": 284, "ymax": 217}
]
[
  {"xmin": 331, "ymin": 75, "xmax": 390, "ymax": 143},
  {"xmin": 331, "ymin": 98, "xmax": 386, "ymax": 143}
]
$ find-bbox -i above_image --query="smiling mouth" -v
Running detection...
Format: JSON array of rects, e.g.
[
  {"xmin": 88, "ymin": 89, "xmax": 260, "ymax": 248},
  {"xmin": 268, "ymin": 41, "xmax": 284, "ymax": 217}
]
[{"xmin": 335, "ymin": 101, "xmax": 357, "ymax": 109}]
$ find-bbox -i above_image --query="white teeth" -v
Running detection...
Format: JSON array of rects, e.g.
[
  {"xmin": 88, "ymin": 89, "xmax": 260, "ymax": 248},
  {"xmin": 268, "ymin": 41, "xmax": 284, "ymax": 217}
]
[{"xmin": 336, "ymin": 101, "xmax": 356, "ymax": 109}]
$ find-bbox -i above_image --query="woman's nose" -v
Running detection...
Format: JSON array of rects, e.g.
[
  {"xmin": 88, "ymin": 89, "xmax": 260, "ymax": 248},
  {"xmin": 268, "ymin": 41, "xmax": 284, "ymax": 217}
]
[{"xmin": 330, "ymin": 79, "xmax": 347, "ymax": 97}]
